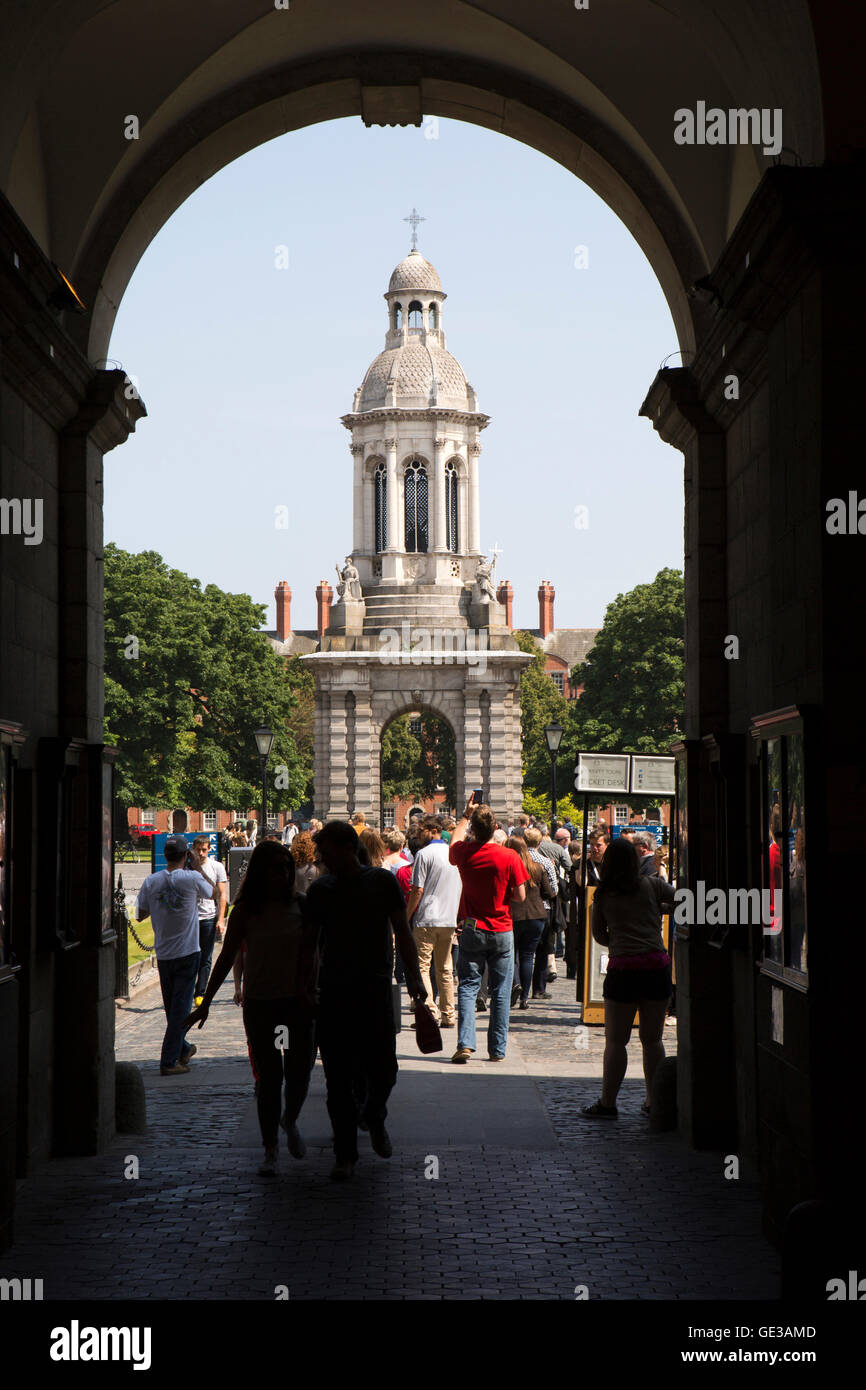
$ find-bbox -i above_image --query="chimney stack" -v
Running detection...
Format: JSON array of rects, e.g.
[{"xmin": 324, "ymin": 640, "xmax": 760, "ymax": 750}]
[
  {"xmin": 538, "ymin": 580, "xmax": 555, "ymax": 638},
  {"xmin": 316, "ymin": 580, "xmax": 333, "ymax": 638},
  {"xmin": 274, "ymin": 581, "xmax": 292, "ymax": 642},
  {"xmin": 497, "ymin": 580, "xmax": 513, "ymax": 628}
]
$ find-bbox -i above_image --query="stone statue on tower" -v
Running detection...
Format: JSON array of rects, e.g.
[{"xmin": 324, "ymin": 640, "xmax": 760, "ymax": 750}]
[
  {"xmin": 473, "ymin": 553, "xmax": 498, "ymax": 605},
  {"xmin": 335, "ymin": 556, "xmax": 362, "ymax": 600}
]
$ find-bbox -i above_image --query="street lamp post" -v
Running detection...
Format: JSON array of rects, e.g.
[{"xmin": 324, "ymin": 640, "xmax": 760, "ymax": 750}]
[
  {"xmin": 544, "ymin": 721, "xmax": 564, "ymax": 832},
  {"xmin": 253, "ymin": 726, "xmax": 274, "ymax": 843}
]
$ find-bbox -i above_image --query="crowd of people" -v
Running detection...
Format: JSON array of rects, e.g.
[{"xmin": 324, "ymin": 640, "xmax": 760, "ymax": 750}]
[{"xmin": 135, "ymin": 801, "xmax": 675, "ymax": 1178}]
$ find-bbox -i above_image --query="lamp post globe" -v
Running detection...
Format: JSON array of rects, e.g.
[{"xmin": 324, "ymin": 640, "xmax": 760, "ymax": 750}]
[
  {"xmin": 254, "ymin": 726, "xmax": 274, "ymax": 839},
  {"xmin": 544, "ymin": 721, "xmax": 564, "ymax": 831}
]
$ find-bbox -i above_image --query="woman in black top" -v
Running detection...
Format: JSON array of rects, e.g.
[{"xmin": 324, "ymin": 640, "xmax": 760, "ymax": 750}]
[{"xmin": 581, "ymin": 836, "xmax": 674, "ymax": 1119}]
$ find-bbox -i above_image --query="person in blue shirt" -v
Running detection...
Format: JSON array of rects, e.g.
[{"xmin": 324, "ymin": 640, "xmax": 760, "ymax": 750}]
[{"xmin": 136, "ymin": 835, "xmax": 213, "ymax": 1075}]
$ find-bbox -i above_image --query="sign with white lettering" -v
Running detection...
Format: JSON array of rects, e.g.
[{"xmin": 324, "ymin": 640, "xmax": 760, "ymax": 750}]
[
  {"xmin": 574, "ymin": 752, "xmax": 630, "ymax": 793},
  {"xmin": 629, "ymin": 755, "xmax": 676, "ymax": 795}
]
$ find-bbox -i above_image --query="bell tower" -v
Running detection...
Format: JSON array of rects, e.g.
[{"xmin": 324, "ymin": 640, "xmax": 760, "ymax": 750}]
[
  {"xmin": 303, "ymin": 234, "xmax": 530, "ymax": 822},
  {"xmin": 339, "ymin": 245, "xmax": 487, "ymax": 626}
]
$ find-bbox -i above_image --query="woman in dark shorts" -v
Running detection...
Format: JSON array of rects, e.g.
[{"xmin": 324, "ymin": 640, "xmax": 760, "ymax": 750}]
[{"xmin": 581, "ymin": 836, "xmax": 674, "ymax": 1118}]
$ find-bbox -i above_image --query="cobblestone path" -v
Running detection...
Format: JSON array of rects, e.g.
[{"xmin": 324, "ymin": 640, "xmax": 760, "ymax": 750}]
[{"xmin": 1, "ymin": 958, "xmax": 780, "ymax": 1300}]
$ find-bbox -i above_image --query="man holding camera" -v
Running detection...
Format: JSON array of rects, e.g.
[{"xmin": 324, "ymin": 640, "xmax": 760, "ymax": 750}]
[
  {"xmin": 136, "ymin": 835, "xmax": 214, "ymax": 1076},
  {"xmin": 448, "ymin": 796, "xmax": 528, "ymax": 1064}
]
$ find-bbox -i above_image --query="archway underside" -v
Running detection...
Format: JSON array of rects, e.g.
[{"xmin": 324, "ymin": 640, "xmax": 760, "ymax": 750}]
[{"xmin": 67, "ymin": 53, "xmax": 713, "ymax": 363}]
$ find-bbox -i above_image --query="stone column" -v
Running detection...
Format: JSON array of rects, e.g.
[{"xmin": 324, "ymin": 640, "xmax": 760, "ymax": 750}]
[
  {"xmin": 486, "ymin": 686, "xmax": 511, "ymax": 818},
  {"xmin": 385, "ymin": 436, "xmax": 399, "ymax": 552},
  {"xmin": 432, "ymin": 436, "xmax": 447, "ymax": 550},
  {"xmin": 351, "ymin": 444, "xmax": 365, "ymax": 554},
  {"xmin": 468, "ymin": 441, "xmax": 482, "ymax": 553},
  {"xmin": 363, "ymin": 456, "xmax": 376, "ymax": 553},
  {"xmin": 640, "ymin": 368, "xmax": 732, "ymax": 1155},
  {"xmin": 326, "ymin": 689, "xmax": 350, "ymax": 820},
  {"xmin": 462, "ymin": 688, "xmax": 484, "ymax": 802},
  {"xmin": 503, "ymin": 685, "xmax": 524, "ymax": 817},
  {"xmin": 457, "ymin": 467, "xmax": 469, "ymax": 557},
  {"xmin": 352, "ymin": 677, "xmax": 376, "ymax": 817},
  {"xmin": 312, "ymin": 685, "xmax": 331, "ymax": 820}
]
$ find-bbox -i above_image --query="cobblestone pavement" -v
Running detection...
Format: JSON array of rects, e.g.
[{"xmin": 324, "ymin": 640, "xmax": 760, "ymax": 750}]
[{"xmin": 1, "ymin": 956, "xmax": 780, "ymax": 1301}]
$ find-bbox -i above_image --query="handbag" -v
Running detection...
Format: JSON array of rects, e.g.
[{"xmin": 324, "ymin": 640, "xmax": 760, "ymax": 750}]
[{"xmin": 413, "ymin": 1002, "xmax": 443, "ymax": 1054}]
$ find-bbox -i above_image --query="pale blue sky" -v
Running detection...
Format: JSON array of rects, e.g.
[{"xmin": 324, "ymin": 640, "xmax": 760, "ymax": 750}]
[{"xmin": 106, "ymin": 116, "xmax": 683, "ymax": 632}]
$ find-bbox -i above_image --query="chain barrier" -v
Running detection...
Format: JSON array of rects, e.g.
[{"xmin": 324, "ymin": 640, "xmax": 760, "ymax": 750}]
[
  {"xmin": 114, "ymin": 871, "xmax": 155, "ymax": 998},
  {"xmin": 127, "ymin": 915, "xmax": 155, "ymax": 955}
]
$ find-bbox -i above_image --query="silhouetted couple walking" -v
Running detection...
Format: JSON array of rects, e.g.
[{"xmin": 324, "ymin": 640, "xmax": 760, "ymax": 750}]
[{"xmin": 185, "ymin": 824, "xmax": 425, "ymax": 1179}]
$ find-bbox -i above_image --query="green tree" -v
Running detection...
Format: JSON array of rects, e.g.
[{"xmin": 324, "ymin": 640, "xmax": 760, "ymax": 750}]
[
  {"xmin": 380, "ymin": 711, "xmax": 456, "ymax": 807},
  {"xmin": 567, "ymin": 567, "xmax": 684, "ymax": 760},
  {"xmin": 417, "ymin": 712, "xmax": 457, "ymax": 807},
  {"xmin": 104, "ymin": 545, "xmax": 313, "ymax": 815},
  {"xmin": 381, "ymin": 715, "xmax": 422, "ymax": 800},
  {"xmin": 522, "ymin": 790, "xmax": 583, "ymax": 828},
  {"xmin": 513, "ymin": 629, "xmax": 571, "ymax": 804}
]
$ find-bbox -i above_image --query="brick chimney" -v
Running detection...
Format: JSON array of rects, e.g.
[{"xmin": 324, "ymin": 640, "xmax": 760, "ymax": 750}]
[
  {"xmin": 316, "ymin": 580, "xmax": 333, "ymax": 638},
  {"xmin": 538, "ymin": 580, "xmax": 555, "ymax": 638},
  {"xmin": 497, "ymin": 580, "xmax": 513, "ymax": 628},
  {"xmin": 274, "ymin": 581, "xmax": 292, "ymax": 641}
]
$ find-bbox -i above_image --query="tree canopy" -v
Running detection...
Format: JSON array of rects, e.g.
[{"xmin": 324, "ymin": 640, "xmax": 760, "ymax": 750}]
[
  {"xmin": 380, "ymin": 711, "xmax": 456, "ymax": 807},
  {"xmin": 512, "ymin": 629, "xmax": 572, "ymax": 807},
  {"xmin": 104, "ymin": 544, "xmax": 314, "ymax": 813},
  {"xmin": 566, "ymin": 567, "xmax": 684, "ymax": 761}
]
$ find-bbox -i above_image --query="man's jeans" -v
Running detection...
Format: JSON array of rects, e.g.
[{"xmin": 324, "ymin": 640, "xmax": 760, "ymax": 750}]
[
  {"xmin": 157, "ymin": 951, "xmax": 200, "ymax": 1068},
  {"xmin": 196, "ymin": 916, "xmax": 217, "ymax": 996},
  {"xmin": 457, "ymin": 924, "xmax": 514, "ymax": 1058}
]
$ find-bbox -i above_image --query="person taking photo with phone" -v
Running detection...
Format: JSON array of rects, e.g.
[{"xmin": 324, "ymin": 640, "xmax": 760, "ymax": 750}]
[{"xmin": 448, "ymin": 795, "xmax": 529, "ymax": 1064}]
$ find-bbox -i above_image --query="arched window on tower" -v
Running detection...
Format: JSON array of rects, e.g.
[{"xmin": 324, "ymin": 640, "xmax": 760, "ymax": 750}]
[
  {"xmin": 374, "ymin": 460, "xmax": 387, "ymax": 552},
  {"xmin": 394, "ymin": 302, "xmax": 403, "ymax": 331},
  {"xmin": 445, "ymin": 460, "xmax": 459, "ymax": 553},
  {"xmin": 404, "ymin": 459, "xmax": 428, "ymax": 552},
  {"xmin": 408, "ymin": 301, "xmax": 423, "ymax": 330},
  {"xmin": 428, "ymin": 303, "xmax": 438, "ymax": 330}
]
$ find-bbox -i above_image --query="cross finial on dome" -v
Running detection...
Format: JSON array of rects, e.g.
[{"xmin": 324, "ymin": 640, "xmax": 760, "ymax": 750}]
[{"xmin": 403, "ymin": 207, "xmax": 425, "ymax": 252}]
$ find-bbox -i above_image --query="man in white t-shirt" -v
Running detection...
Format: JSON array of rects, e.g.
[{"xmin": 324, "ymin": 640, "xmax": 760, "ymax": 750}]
[
  {"xmin": 191, "ymin": 836, "xmax": 228, "ymax": 1006},
  {"xmin": 405, "ymin": 816, "xmax": 463, "ymax": 1028},
  {"xmin": 137, "ymin": 835, "xmax": 213, "ymax": 1075}
]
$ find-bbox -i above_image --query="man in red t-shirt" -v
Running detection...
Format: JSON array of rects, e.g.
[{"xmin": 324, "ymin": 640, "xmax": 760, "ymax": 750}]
[{"xmin": 449, "ymin": 800, "xmax": 528, "ymax": 1063}]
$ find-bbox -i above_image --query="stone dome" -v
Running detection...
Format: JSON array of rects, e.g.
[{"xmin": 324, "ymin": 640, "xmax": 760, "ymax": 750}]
[
  {"xmin": 357, "ymin": 340, "xmax": 470, "ymax": 411},
  {"xmin": 387, "ymin": 250, "xmax": 443, "ymax": 294}
]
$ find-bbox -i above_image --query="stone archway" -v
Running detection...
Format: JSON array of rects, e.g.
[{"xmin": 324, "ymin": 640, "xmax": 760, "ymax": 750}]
[
  {"xmin": 305, "ymin": 652, "xmax": 527, "ymax": 823},
  {"xmin": 2, "ymin": 0, "xmax": 860, "ymax": 1256},
  {"xmin": 379, "ymin": 703, "xmax": 458, "ymax": 827}
]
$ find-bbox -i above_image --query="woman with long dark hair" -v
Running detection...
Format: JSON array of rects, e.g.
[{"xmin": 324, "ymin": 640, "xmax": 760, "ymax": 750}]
[
  {"xmin": 581, "ymin": 835, "xmax": 674, "ymax": 1119},
  {"xmin": 184, "ymin": 840, "xmax": 318, "ymax": 1174}
]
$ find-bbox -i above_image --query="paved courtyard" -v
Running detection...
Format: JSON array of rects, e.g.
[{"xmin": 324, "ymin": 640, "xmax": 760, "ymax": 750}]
[{"xmin": 2, "ymin": 961, "xmax": 780, "ymax": 1301}]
